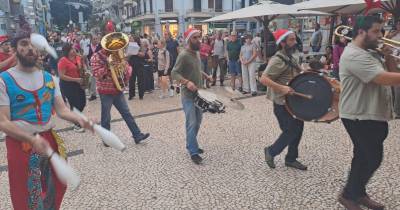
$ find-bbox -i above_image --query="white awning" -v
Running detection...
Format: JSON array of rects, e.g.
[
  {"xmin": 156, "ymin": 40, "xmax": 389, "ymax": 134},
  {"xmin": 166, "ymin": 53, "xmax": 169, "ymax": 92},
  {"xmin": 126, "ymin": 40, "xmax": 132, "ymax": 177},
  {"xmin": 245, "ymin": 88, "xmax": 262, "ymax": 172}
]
[
  {"xmin": 296, "ymin": 0, "xmax": 394, "ymax": 15},
  {"xmin": 203, "ymin": 1, "xmax": 330, "ymax": 23}
]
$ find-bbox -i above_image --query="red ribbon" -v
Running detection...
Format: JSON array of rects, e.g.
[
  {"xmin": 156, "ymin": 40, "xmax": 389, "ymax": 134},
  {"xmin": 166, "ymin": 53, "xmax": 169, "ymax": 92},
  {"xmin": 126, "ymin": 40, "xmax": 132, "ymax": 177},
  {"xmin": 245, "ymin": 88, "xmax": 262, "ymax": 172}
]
[{"xmin": 364, "ymin": 0, "xmax": 382, "ymax": 14}]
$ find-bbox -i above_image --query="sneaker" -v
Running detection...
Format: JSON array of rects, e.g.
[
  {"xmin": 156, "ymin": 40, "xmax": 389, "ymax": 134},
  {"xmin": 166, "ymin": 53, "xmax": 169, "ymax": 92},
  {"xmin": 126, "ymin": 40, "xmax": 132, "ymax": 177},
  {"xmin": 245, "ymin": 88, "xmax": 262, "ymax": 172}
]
[
  {"xmin": 103, "ymin": 142, "xmax": 110, "ymax": 147},
  {"xmin": 88, "ymin": 95, "xmax": 97, "ymax": 101},
  {"xmin": 159, "ymin": 94, "xmax": 165, "ymax": 99},
  {"xmin": 191, "ymin": 154, "xmax": 203, "ymax": 165},
  {"xmin": 357, "ymin": 195, "xmax": 385, "ymax": 210},
  {"xmin": 238, "ymin": 87, "xmax": 243, "ymax": 92},
  {"xmin": 128, "ymin": 96, "xmax": 135, "ymax": 100},
  {"xmin": 338, "ymin": 194, "xmax": 363, "ymax": 210},
  {"xmin": 134, "ymin": 133, "xmax": 150, "ymax": 144},
  {"xmin": 198, "ymin": 148, "xmax": 204, "ymax": 154},
  {"xmin": 251, "ymin": 92, "xmax": 257, "ymax": 96},
  {"xmin": 0, "ymin": 132, "xmax": 6, "ymax": 140},
  {"xmin": 264, "ymin": 147, "xmax": 275, "ymax": 169},
  {"xmin": 73, "ymin": 124, "xmax": 85, "ymax": 133},
  {"xmin": 285, "ymin": 160, "xmax": 308, "ymax": 170},
  {"xmin": 168, "ymin": 89, "xmax": 174, "ymax": 97}
]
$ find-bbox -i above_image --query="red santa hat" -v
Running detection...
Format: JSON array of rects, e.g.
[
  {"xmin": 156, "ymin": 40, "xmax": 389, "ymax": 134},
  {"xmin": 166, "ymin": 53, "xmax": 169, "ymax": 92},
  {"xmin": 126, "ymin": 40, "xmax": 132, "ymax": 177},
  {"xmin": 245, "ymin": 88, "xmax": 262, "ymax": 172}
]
[
  {"xmin": 184, "ymin": 28, "xmax": 201, "ymax": 43},
  {"xmin": 105, "ymin": 21, "xmax": 115, "ymax": 34},
  {"xmin": 273, "ymin": 29, "xmax": 294, "ymax": 45},
  {"xmin": 0, "ymin": 35, "xmax": 9, "ymax": 45}
]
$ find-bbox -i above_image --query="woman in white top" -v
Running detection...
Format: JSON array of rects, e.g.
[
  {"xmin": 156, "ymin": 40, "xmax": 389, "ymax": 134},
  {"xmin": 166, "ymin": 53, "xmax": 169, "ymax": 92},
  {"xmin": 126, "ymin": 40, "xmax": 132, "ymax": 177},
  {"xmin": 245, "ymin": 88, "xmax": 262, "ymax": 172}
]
[
  {"xmin": 240, "ymin": 34, "xmax": 258, "ymax": 96},
  {"xmin": 157, "ymin": 39, "xmax": 170, "ymax": 98}
]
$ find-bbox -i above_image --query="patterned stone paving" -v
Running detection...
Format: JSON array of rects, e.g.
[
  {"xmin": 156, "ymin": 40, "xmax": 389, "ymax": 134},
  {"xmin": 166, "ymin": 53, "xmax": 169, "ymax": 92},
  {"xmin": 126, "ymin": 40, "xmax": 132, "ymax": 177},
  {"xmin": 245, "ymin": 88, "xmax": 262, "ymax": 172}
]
[{"xmin": 1, "ymin": 88, "xmax": 400, "ymax": 209}]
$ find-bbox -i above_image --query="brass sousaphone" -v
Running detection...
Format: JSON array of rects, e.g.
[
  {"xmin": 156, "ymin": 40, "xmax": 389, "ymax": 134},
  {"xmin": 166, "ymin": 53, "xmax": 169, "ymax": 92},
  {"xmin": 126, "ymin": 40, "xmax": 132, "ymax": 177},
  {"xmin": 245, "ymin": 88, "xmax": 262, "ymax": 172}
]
[{"xmin": 100, "ymin": 32, "xmax": 130, "ymax": 91}]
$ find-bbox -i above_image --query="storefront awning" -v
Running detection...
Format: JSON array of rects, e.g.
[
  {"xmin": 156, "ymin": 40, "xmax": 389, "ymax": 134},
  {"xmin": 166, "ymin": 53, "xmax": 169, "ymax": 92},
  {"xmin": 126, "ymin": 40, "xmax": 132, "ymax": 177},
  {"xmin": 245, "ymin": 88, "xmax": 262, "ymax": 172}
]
[
  {"xmin": 296, "ymin": 0, "xmax": 394, "ymax": 15},
  {"xmin": 203, "ymin": 1, "xmax": 329, "ymax": 23}
]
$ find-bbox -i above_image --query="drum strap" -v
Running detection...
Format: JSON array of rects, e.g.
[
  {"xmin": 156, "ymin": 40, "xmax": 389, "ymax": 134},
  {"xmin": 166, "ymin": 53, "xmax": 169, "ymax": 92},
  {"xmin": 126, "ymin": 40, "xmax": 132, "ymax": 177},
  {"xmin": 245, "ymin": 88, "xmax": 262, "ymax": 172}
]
[{"xmin": 275, "ymin": 54, "xmax": 302, "ymax": 76}]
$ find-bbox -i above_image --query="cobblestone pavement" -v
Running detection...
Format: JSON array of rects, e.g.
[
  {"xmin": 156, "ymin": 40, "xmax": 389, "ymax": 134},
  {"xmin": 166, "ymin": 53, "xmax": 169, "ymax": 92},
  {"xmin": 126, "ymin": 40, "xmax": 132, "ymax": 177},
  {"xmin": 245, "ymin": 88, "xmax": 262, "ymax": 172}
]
[{"xmin": 1, "ymin": 87, "xmax": 400, "ymax": 210}]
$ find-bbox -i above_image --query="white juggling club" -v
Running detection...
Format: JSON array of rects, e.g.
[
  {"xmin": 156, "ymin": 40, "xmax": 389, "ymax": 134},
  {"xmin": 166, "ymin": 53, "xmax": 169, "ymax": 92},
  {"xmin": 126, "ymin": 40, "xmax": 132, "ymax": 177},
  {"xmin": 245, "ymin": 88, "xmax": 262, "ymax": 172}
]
[
  {"xmin": 73, "ymin": 108, "xmax": 126, "ymax": 152},
  {"xmin": 42, "ymin": 137, "xmax": 80, "ymax": 190},
  {"xmin": 30, "ymin": 33, "xmax": 58, "ymax": 59}
]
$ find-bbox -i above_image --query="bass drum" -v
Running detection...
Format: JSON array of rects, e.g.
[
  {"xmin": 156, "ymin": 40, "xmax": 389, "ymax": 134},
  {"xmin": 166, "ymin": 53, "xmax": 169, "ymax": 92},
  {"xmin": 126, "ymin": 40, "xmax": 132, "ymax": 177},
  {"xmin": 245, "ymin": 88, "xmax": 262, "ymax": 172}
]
[{"xmin": 285, "ymin": 72, "xmax": 340, "ymax": 123}]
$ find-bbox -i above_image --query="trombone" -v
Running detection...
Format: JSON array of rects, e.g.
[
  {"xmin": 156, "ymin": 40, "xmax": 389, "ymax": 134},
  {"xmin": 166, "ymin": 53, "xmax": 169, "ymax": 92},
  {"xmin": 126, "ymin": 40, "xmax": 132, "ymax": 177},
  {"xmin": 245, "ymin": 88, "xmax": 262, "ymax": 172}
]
[{"xmin": 334, "ymin": 25, "xmax": 400, "ymax": 59}]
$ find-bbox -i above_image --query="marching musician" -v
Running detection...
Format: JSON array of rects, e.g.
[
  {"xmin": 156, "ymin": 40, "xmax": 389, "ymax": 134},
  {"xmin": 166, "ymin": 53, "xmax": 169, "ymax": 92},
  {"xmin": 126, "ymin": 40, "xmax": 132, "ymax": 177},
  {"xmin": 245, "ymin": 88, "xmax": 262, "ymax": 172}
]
[
  {"xmin": 260, "ymin": 29, "xmax": 308, "ymax": 171},
  {"xmin": 0, "ymin": 35, "xmax": 17, "ymax": 72},
  {"xmin": 171, "ymin": 28, "xmax": 213, "ymax": 165},
  {"xmin": 57, "ymin": 43, "xmax": 88, "ymax": 133},
  {"xmin": 91, "ymin": 31, "xmax": 150, "ymax": 146},
  {"xmin": 0, "ymin": 20, "xmax": 92, "ymax": 210},
  {"xmin": 337, "ymin": 16, "xmax": 399, "ymax": 210}
]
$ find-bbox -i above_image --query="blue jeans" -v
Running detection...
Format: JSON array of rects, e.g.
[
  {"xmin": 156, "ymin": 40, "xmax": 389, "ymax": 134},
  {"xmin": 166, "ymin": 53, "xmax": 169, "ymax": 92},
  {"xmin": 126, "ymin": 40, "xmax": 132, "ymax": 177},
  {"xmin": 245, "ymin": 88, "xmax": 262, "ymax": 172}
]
[
  {"xmin": 100, "ymin": 93, "xmax": 142, "ymax": 138},
  {"xmin": 268, "ymin": 103, "xmax": 304, "ymax": 162},
  {"xmin": 228, "ymin": 60, "xmax": 241, "ymax": 76},
  {"xmin": 182, "ymin": 96, "xmax": 203, "ymax": 156}
]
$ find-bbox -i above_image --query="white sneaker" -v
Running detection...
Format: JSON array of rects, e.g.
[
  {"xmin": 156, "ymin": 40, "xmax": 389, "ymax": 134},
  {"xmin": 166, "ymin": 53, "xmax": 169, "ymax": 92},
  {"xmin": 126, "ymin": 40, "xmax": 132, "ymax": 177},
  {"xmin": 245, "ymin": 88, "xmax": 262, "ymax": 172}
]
[
  {"xmin": 159, "ymin": 94, "xmax": 165, "ymax": 99},
  {"xmin": 0, "ymin": 132, "xmax": 6, "ymax": 140},
  {"xmin": 73, "ymin": 125, "xmax": 85, "ymax": 133},
  {"xmin": 168, "ymin": 89, "xmax": 174, "ymax": 97}
]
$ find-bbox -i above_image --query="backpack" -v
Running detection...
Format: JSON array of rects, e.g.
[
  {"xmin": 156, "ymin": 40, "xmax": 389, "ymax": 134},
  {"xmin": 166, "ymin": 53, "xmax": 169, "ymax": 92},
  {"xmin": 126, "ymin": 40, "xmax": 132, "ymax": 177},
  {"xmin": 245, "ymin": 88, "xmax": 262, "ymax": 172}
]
[{"xmin": 163, "ymin": 50, "xmax": 174, "ymax": 70}]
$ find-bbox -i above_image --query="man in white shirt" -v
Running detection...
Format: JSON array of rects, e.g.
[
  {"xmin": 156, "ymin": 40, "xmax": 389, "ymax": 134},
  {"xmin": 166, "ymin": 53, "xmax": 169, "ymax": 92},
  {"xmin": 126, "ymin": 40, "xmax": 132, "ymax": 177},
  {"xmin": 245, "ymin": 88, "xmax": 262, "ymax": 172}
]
[
  {"xmin": 211, "ymin": 31, "xmax": 227, "ymax": 86},
  {"xmin": 80, "ymin": 34, "xmax": 91, "ymax": 57}
]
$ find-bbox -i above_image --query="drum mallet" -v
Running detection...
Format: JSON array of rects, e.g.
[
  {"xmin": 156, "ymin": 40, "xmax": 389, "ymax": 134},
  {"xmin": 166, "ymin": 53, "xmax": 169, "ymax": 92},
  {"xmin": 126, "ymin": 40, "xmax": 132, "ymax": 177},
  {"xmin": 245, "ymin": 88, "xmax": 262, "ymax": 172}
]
[{"xmin": 292, "ymin": 92, "xmax": 313, "ymax": 100}]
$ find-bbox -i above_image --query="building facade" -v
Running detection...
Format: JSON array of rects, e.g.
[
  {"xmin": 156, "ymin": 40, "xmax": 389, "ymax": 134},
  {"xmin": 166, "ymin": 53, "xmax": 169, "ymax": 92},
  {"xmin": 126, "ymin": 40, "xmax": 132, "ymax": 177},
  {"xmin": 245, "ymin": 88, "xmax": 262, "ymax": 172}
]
[
  {"xmin": 122, "ymin": 0, "xmax": 261, "ymax": 38},
  {"xmin": 0, "ymin": 0, "xmax": 51, "ymax": 36}
]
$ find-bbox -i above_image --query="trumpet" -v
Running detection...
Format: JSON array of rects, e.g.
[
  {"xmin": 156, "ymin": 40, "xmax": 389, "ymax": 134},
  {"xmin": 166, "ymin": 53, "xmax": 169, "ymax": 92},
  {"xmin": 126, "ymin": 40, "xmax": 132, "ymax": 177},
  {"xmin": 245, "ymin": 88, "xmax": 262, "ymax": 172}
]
[{"xmin": 334, "ymin": 25, "xmax": 400, "ymax": 59}]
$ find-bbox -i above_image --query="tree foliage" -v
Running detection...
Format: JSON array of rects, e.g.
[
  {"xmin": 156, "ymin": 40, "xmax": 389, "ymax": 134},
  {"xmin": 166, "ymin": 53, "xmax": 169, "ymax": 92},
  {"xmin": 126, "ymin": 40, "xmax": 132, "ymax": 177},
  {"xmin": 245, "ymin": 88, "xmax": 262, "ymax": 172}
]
[{"xmin": 49, "ymin": 0, "xmax": 92, "ymax": 30}]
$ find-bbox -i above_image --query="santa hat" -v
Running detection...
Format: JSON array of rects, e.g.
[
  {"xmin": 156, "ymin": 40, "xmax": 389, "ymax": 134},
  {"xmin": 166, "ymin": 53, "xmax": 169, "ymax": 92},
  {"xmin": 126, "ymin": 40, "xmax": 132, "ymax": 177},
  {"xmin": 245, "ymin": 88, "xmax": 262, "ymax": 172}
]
[
  {"xmin": 184, "ymin": 28, "xmax": 201, "ymax": 43},
  {"xmin": 273, "ymin": 29, "xmax": 294, "ymax": 45},
  {"xmin": 0, "ymin": 35, "xmax": 9, "ymax": 45},
  {"xmin": 105, "ymin": 21, "xmax": 115, "ymax": 34}
]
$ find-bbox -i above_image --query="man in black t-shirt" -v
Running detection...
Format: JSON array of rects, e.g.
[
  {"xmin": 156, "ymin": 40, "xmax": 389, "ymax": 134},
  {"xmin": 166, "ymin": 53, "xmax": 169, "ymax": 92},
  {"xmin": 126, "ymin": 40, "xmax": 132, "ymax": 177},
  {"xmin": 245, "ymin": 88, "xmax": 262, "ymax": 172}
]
[{"xmin": 164, "ymin": 31, "xmax": 179, "ymax": 96}]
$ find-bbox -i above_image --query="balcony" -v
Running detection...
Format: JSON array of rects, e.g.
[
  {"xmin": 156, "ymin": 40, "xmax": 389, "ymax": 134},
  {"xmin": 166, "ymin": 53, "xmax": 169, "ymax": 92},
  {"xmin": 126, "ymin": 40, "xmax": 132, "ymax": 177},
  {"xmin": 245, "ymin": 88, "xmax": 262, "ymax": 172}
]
[{"xmin": 158, "ymin": 9, "xmax": 179, "ymax": 19}]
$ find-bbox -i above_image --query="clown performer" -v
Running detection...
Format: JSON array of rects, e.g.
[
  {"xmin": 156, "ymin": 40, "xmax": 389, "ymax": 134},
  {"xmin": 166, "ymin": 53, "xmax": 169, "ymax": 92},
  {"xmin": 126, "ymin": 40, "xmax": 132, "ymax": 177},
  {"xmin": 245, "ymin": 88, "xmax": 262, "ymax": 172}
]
[{"xmin": 0, "ymin": 17, "xmax": 93, "ymax": 210}]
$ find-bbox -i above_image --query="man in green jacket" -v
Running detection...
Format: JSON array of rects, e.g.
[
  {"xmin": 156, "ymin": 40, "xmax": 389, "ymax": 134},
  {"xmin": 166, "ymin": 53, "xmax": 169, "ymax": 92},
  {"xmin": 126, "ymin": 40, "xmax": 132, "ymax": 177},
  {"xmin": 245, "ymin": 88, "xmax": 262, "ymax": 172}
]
[{"xmin": 172, "ymin": 29, "xmax": 212, "ymax": 164}]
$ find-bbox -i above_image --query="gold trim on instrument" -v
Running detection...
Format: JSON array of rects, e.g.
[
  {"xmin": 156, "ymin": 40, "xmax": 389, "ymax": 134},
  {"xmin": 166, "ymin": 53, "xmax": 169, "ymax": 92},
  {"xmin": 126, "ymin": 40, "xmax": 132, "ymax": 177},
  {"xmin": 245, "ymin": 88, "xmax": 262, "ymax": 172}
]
[
  {"xmin": 100, "ymin": 32, "xmax": 130, "ymax": 91},
  {"xmin": 334, "ymin": 25, "xmax": 400, "ymax": 59}
]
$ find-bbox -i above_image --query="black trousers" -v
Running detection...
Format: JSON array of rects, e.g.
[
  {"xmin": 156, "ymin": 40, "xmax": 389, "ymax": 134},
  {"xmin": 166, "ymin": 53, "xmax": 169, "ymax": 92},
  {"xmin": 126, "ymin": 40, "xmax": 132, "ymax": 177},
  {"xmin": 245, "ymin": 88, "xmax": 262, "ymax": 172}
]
[
  {"xmin": 143, "ymin": 64, "xmax": 154, "ymax": 91},
  {"xmin": 60, "ymin": 80, "xmax": 86, "ymax": 112},
  {"xmin": 129, "ymin": 64, "xmax": 144, "ymax": 98},
  {"xmin": 341, "ymin": 118, "xmax": 388, "ymax": 201},
  {"xmin": 268, "ymin": 103, "xmax": 304, "ymax": 162}
]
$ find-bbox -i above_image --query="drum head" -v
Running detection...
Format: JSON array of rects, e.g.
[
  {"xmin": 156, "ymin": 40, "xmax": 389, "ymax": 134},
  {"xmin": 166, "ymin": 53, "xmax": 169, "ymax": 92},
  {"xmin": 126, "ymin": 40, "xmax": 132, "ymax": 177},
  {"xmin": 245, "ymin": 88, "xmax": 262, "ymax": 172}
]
[
  {"xmin": 286, "ymin": 73, "xmax": 333, "ymax": 121},
  {"xmin": 198, "ymin": 89, "xmax": 218, "ymax": 101}
]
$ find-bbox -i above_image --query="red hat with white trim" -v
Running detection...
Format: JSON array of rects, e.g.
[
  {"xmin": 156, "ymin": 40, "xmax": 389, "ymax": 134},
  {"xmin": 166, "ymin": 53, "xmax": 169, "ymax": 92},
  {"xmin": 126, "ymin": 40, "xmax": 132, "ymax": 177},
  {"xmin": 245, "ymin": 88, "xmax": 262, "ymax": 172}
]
[
  {"xmin": 0, "ymin": 35, "xmax": 9, "ymax": 45},
  {"xmin": 184, "ymin": 28, "xmax": 201, "ymax": 44},
  {"xmin": 273, "ymin": 29, "xmax": 294, "ymax": 45}
]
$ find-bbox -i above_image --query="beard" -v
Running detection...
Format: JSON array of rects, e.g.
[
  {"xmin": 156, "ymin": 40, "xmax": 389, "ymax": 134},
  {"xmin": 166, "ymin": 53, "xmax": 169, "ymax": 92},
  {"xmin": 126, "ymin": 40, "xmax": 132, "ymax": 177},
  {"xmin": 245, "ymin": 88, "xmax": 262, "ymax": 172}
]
[
  {"xmin": 364, "ymin": 35, "xmax": 379, "ymax": 50},
  {"xmin": 190, "ymin": 41, "xmax": 200, "ymax": 51},
  {"xmin": 16, "ymin": 51, "xmax": 38, "ymax": 68},
  {"xmin": 284, "ymin": 44, "xmax": 297, "ymax": 55}
]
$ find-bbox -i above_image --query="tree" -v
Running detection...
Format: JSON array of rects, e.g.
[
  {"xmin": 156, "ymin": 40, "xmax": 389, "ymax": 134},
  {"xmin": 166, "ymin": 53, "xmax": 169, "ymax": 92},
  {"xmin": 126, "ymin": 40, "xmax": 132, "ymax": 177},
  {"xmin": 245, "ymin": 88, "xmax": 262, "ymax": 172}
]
[{"xmin": 49, "ymin": 0, "xmax": 92, "ymax": 30}]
